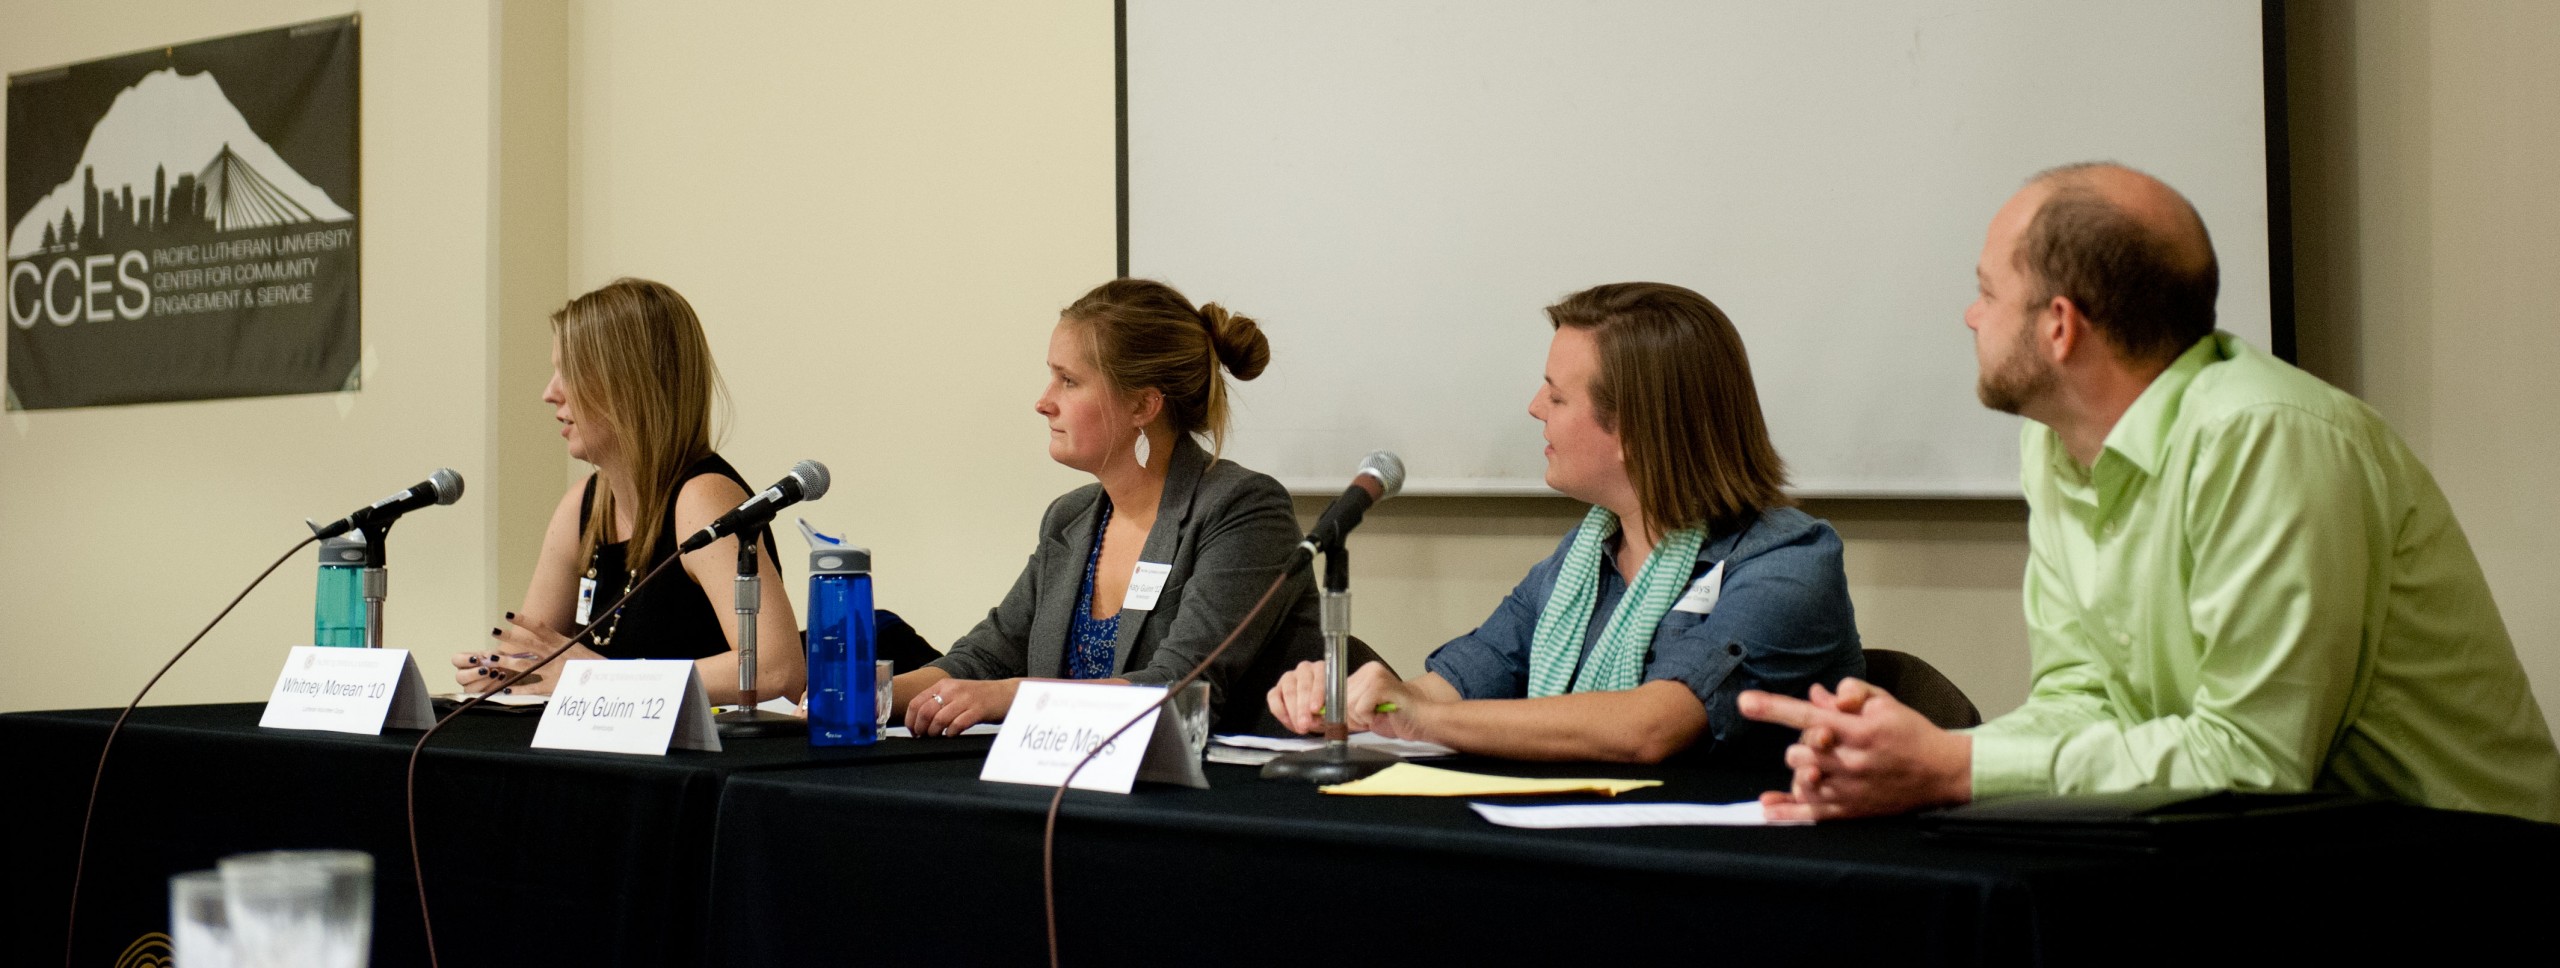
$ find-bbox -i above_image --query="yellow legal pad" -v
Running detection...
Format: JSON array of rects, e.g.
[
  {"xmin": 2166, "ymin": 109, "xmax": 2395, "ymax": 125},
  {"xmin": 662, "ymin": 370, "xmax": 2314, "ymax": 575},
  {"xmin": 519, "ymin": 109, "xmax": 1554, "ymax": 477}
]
[{"xmin": 1319, "ymin": 762, "xmax": 1663, "ymax": 797}]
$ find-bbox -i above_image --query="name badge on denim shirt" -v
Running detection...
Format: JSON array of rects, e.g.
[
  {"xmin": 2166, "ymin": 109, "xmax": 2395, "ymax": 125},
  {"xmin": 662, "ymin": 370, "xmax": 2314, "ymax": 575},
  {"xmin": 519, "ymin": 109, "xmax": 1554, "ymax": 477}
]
[{"xmin": 1672, "ymin": 560, "xmax": 1725, "ymax": 615}]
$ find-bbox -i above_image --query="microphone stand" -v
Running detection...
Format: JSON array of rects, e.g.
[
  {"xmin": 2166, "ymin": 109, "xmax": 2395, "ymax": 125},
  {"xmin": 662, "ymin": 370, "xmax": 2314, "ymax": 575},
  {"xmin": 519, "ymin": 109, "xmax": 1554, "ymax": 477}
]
[
  {"xmin": 1261, "ymin": 544, "xmax": 1397, "ymax": 783},
  {"xmin": 715, "ymin": 531, "xmax": 804, "ymax": 737},
  {"xmin": 358, "ymin": 520, "xmax": 394, "ymax": 649}
]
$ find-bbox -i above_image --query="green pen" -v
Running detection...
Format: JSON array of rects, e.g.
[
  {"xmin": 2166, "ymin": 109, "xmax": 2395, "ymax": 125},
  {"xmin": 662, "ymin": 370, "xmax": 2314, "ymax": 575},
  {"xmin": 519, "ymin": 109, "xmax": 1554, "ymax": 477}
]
[{"xmin": 1315, "ymin": 702, "xmax": 1400, "ymax": 716}]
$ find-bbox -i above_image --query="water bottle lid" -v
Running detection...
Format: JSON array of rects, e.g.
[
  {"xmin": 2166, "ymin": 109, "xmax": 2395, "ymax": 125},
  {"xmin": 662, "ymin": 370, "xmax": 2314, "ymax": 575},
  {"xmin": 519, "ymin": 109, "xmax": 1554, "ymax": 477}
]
[
  {"xmin": 810, "ymin": 546, "xmax": 870, "ymax": 575},
  {"xmin": 318, "ymin": 532, "xmax": 368, "ymax": 565}
]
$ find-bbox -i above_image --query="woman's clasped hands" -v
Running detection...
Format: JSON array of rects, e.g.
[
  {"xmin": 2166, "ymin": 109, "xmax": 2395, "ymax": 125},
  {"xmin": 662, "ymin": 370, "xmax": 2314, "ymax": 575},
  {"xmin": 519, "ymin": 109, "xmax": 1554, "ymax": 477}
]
[{"xmin": 448, "ymin": 611, "xmax": 603, "ymax": 697}]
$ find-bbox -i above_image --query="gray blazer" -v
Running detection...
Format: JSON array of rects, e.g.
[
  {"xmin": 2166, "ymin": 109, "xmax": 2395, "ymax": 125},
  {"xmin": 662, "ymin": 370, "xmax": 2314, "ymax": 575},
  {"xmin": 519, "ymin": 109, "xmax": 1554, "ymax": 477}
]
[{"xmin": 931, "ymin": 435, "xmax": 1322, "ymax": 732}]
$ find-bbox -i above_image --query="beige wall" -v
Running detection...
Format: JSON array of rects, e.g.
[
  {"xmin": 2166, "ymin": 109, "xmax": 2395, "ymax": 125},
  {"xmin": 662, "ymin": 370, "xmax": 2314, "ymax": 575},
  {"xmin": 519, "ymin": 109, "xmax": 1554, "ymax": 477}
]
[
  {"xmin": 3, "ymin": 0, "xmax": 2552, "ymax": 739},
  {"xmin": 0, "ymin": 0, "xmax": 559, "ymax": 711},
  {"xmin": 560, "ymin": 0, "xmax": 1117, "ymax": 660},
  {"xmin": 2289, "ymin": 1, "xmax": 2560, "ymax": 724}
]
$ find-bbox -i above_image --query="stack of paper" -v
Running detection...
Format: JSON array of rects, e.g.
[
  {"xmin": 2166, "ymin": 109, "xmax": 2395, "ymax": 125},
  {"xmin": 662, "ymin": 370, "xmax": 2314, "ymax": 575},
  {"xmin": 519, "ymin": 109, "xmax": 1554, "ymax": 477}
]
[
  {"xmin": 881, "ymin": 723, "xmax": 1002, "ymax": 738},
  {"xmin": 455, "ymin": 691, "xmax": 548, "ymax": 707},
  {"xmin": 1468, "ymin": 801, "xmax": 1803, "ymax": 828},
  {"xmin": 1207, "ymin": 733, "xmax": 1457, "ymax": 766},
  {"xmin": 1317, "ymin": 762, "xmax": 1662, "ymax": 797}
]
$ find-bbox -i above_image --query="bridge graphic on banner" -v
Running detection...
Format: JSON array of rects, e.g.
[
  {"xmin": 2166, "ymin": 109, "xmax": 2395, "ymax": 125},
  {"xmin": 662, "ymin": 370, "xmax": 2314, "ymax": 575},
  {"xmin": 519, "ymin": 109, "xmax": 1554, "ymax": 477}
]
[{"xmin": 199, "ymin": 143, "xmax": 321, "ymax": 231}]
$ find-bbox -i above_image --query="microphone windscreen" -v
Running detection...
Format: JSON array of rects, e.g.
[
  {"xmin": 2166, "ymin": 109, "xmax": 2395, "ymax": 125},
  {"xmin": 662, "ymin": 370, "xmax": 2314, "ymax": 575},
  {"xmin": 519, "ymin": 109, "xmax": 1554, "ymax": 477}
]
[
  {"xmin": 790, "ymin": 460, "xmax": 832, "ymax": 502},
  {"xmin": 1358, "ymin": 451, "xmax": 1406, "ymax": 500},
  {"xmin": 429, "ymin": 468, "xmax": 466, "ymax": 505}
]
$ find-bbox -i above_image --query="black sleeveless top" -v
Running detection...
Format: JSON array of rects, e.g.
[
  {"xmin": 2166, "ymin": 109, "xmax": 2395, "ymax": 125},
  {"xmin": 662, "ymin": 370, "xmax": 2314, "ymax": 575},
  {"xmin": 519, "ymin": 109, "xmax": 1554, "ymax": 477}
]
[{"xmin": 579, "ymin": 454, "xmax": 779, "ymax": 661}]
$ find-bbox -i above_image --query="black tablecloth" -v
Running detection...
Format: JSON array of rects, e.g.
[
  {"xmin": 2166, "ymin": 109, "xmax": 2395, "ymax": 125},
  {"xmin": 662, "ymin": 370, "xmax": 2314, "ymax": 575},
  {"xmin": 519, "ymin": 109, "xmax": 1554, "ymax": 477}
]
[
  {"xmin": 706, "ymin": 756, "xmax": 2560, "ymax": 967},
  {"xmin": 13, "ymin": 704, "xmax": 2558, "ymax": 967},
  {"xmin": 0, "ymin": 703, "xmax": 990, "ymax": 968}
]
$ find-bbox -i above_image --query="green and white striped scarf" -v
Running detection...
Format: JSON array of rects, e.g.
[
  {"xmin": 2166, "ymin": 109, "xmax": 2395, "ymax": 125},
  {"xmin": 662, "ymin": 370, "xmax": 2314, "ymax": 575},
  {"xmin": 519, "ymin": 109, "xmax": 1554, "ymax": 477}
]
[{"xmin": 1524, "ymin": 506, "xmax": 1707, "ymax": 697}]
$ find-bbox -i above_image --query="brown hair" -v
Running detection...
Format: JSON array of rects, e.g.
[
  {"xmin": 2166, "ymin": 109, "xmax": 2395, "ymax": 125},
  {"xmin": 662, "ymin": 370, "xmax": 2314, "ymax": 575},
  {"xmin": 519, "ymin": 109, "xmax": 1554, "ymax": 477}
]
[
  {"xmin": 1546, "ymin": 282, "xmax": 1790, "ymax": 539},
  {"xmin": 2018, "ymin": 163, "xmax": 2220, "ymax": 364},
  {"xmin": 1060, "ymin": 278, "xmax": 1270, "ymax": 457},
  {"xmin": 552, "ymin": 277, "xmax": 727, "ymax": 567}
]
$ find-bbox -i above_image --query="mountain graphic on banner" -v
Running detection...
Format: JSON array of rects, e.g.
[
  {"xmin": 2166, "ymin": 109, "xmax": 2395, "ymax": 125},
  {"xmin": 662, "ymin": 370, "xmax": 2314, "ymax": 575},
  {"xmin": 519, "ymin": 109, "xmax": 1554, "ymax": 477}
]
[{"xmin": 6, "ymin": 67, "xmax": 351, "ymax": 260}]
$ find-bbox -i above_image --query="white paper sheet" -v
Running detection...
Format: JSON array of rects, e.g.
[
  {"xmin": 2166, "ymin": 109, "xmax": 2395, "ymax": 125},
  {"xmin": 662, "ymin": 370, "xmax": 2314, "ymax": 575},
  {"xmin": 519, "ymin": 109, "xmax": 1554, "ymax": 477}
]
[
  {"xmin": 881, "ymin": 723, "xmax": 1003, "ymax": 738},
  {"xmin": 1468, "ymin": 801, "xmax": 1808, "ymax": 829},
  {"xmin": 456, "ymin": 691, "xmax": 549, "ymax": 707},
  {"xmin": 1211, "ymin": 733, "xmax": 1456, "ymax": 758}
]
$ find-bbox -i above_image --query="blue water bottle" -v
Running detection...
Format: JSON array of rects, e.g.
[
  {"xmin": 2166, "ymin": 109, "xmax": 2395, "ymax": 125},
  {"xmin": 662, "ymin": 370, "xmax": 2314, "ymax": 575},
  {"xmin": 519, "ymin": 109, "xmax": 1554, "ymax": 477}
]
[
  {"xmin": 313, "ymin": 533, "xmax": 369, "ymax": 647},
  {"xmin": 802, "ymin": 520, "xmax": 877, "ymax": 746}
]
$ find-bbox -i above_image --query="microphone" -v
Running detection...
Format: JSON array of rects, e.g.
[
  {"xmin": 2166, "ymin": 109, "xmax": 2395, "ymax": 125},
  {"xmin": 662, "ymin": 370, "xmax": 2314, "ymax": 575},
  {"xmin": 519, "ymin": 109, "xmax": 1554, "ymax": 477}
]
[
  {"xmin": 1299, "ymin": 451, "xmax": 1405, "ymax": 553},
  {"xmin": 306, "ymin": 468, "xmax": 465, "ymax": 540},
  {"xmin": 679, "ymin": 459, "xmax": 831, "ymax": 552}
]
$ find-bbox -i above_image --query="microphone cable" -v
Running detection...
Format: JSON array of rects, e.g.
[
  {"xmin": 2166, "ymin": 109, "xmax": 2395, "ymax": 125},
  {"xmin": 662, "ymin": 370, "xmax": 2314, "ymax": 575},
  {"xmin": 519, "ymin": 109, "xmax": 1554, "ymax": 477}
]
[
  {"xmin": 403, "ymin": 548, "xmax": 687, "ymax": 968},
  {"xmin": 63, "ymin": 533, "xmax": 319, "ymax": 968},
  {"xmin": 1041, "ymin": 545, "xmax": 1312, "ymax": 968}
]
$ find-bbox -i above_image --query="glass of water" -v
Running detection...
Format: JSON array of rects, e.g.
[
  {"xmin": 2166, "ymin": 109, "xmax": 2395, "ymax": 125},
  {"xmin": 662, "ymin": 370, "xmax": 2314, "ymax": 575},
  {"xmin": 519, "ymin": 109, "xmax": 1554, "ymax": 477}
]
[
  {"xmin": 1174, "ymin": 680, "xmax": 1211, "ymax": 756},
  {"xmin": 220, "ymin": 849, "xmax": 373, "ymax": 968},
  {"xmin": 876, "ymin": 659, "xmax": 895, "ymax": 729},
  {"xmin": 171, "ymin": 869, "xmax": 234, "ymax": 968}
]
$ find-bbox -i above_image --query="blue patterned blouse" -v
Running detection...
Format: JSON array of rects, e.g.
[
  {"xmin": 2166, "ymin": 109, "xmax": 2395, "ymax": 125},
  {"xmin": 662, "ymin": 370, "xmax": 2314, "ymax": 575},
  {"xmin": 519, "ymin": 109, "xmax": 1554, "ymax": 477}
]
[{"xmin": 1065, "ymin": 498, "xmax": 1121, "ymax": 680}]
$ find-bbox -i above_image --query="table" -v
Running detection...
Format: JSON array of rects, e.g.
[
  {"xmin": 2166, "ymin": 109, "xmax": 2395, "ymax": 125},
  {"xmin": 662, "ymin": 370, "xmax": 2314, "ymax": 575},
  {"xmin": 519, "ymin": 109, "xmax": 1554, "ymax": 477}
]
[
  {"xmin": 13, "ymin": 705, "xmax": 2557, "ymax": 966},
  {"xmin": 0, "ymin": 703, "xmax": 989, "ymax": 968},
  {"xmin": 706, "ymin": 756, "xmax": 2560, "ymax": 966}
]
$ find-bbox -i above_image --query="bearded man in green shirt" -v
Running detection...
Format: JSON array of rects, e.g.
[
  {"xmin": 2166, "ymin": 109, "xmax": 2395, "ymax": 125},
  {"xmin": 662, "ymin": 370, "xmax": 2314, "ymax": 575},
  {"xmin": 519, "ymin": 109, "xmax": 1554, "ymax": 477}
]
[{"xmin": 1741, "ymin": 162, "xmax": 2560, "ymax": 822}]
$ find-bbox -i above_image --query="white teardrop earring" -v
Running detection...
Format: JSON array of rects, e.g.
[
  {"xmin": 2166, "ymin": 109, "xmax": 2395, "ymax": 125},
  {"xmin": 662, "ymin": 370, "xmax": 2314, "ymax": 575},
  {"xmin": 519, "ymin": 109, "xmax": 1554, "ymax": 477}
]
[{"xmin": 1133, "ymin": 432, "xmax": 1152, "ymax": 469}]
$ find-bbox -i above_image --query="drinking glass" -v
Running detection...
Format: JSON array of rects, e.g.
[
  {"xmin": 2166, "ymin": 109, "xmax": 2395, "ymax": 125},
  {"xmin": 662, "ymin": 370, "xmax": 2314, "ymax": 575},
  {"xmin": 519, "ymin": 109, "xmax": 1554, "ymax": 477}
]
[
  {"xmin": 1174, "ymin": 680, "xmax": 1211, "ymax": 756},
  {"xmin": 221, "ymin": 849, "xmax": 373, "ymax": 968},
  {"xmin": 876, "ymin": 659, "xmax": 895, "ymax": 728},
  {"xmin": 170, "ymin": 869, "xmax": 234, "ymax": 968}
]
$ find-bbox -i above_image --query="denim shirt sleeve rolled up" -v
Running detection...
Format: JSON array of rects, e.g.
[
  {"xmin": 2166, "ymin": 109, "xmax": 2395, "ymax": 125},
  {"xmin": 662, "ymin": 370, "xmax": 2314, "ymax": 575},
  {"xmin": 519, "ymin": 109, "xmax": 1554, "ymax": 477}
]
[{"xmin": 1424, "ymin": 506, "xmax": 1864, "ymax": 759}]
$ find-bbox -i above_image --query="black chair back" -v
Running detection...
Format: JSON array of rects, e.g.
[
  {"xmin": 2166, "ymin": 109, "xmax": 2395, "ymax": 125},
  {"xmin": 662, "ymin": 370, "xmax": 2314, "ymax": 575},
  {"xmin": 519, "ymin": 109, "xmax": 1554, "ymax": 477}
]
[{"xmin": 1861, "ymin": 648, "xmax": 1983, "ymax": 729}]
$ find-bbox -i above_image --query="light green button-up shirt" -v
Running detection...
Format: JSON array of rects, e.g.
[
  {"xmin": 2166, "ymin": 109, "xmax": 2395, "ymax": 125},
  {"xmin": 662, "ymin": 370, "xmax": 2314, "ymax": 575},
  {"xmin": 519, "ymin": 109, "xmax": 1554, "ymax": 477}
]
[{"xmin": 1971, "ymin": 332, "xmax": 2560, "ymax": 821}]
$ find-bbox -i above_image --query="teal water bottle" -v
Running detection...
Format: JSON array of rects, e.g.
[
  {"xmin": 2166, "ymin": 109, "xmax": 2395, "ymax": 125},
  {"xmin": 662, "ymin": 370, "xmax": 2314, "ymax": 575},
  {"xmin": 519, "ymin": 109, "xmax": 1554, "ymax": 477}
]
[{"xmin": 314, "ymin": 533, "xmax": 369, "ymax": 647}]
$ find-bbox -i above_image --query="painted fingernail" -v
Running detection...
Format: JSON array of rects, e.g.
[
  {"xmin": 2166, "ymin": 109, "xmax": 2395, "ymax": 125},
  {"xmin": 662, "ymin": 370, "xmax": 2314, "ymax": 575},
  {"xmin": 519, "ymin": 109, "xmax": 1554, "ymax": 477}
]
[
  {"xmin": 500, "ymin": 687, "xmax": 512, "ymax": 695},
  {"xmin": 488, "ymin": 654, "xmax": 502, "ymax": 663},
  {"xmin": 491, "ymin": 628, "xmax": 502, "ymax": 636},
  {"xmin": 467, "ymin": 655, "xmax": 481, "ymax": 665},
  {"xmin": 504, "ymin": 611, "xmax": 515, "ymax": 620}
]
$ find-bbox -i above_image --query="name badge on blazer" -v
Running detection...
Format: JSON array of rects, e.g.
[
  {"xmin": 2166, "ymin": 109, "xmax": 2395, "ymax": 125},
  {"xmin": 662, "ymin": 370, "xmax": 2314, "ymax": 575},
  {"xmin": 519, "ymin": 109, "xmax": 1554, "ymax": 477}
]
[
  {"xmin": 1672, "ymin": 561, "xmax": 1725, "ymax": 615},
  {"xmin": 1123, "ymin": 561, "xmax": 1173, "ymax": 611}
]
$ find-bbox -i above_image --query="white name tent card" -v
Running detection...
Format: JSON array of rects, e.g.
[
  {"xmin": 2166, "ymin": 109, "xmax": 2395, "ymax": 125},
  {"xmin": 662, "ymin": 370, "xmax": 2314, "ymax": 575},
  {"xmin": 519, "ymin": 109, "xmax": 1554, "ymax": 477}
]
[
  {"xmin": 981, "ymin": 681, "xmax": 1207, "ymax": 793},
  {"xmin": 260, "ymin": 646, "xmax": 435, "ymax": 734},
  {"xmin": 530, "ymin": 659, "xmax": 721, "ymax": 755}
]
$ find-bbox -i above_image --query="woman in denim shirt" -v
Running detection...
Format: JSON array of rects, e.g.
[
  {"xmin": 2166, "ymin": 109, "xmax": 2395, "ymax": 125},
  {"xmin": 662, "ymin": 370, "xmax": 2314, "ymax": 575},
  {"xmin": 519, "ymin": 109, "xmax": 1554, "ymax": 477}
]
[{"xmin": 1268, "ymin": 282, "xmax": 1862, "ymax": 763}]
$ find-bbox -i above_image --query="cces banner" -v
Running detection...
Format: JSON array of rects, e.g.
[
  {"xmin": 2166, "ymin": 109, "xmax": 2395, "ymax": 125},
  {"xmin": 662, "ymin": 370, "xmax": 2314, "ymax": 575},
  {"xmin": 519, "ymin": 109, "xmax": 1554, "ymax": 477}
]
[{"xmin": 5, "ymin": 16, "xmax": 358, "ymax": 410}]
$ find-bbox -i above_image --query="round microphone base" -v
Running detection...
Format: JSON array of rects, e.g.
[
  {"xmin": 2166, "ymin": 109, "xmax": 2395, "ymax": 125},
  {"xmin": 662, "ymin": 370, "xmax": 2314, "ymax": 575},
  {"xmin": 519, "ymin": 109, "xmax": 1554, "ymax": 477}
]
[
  {"xmin": 715, "ymin": 707, "xmax": 808, "ymax": 738},
  {"xmin": 1259, "ymin": 743, "xmax": 1399, "ymax": 784}
]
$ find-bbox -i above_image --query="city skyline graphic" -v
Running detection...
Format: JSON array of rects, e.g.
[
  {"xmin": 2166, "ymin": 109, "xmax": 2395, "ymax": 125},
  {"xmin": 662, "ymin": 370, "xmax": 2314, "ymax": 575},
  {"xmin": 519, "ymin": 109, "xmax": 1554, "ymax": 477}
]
[{"xmin": 6, "ymin": 67, "xmax": 350, "ymax": 260}]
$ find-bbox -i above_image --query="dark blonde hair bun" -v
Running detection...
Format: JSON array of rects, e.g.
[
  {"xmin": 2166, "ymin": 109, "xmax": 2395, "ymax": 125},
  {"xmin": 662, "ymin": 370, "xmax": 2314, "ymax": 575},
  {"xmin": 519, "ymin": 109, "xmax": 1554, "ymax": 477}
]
[
  {"xmin": 1198, "ymin": 303, "xmax": 1270, "ymax": 381},
  {"xmin": 1062, "ymin": 278, "xmax": 1268, "ymax": 457}
]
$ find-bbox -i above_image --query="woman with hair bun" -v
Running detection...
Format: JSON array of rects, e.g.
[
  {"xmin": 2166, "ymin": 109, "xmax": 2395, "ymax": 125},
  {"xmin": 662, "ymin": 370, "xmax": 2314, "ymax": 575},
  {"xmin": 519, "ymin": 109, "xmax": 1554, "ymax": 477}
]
[
  {"xmin": 451, "ymin": 277, "xmax": 805, "ymax": 703},
  {"xmin": 896, "ymin": 279, "xmax": 1322, "ymax": 736},
  {"xmin": 1267, "ymin": 282, "xmax": 1863, "ymax": 763}
]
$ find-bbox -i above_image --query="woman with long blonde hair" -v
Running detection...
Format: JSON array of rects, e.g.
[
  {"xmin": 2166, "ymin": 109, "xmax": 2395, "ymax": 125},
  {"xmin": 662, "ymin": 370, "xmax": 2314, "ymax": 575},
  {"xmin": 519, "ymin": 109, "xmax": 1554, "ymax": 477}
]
[{"xmin": 449, "ymin": 278, "xmax": 804, "ymax": 703}]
